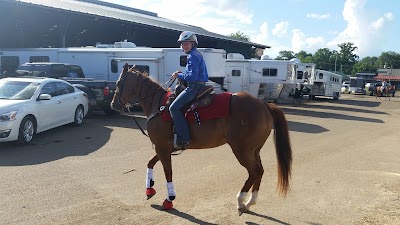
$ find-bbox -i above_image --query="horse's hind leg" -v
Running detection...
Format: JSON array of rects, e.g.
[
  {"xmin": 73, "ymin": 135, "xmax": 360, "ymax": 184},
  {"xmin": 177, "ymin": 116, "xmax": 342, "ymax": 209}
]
[
  {"xmin": 244, "ymin": 149, "xmax": 264, "ymax": 211},
  {"xmin": 146, "ymin": 155, "xmax": 159, "ymax": 199},
  {"xmin": 232, "ymin": 146, "xmax": 264, "ymax": 215}
]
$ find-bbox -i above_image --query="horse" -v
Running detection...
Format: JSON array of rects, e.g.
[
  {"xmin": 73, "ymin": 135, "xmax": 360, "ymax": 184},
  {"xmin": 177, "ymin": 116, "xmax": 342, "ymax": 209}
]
[
  {"xmin": 376, "ymin": 85, "xmax": 396, "ymax": 101},
  {"xmin": 110, "ymin": 64, "xmax": 292, "ymax": 215}
]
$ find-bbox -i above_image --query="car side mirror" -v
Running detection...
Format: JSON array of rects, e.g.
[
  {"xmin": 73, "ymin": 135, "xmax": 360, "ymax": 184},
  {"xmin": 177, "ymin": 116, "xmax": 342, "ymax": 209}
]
[{"xmin": 38, "ymin": 93, "xmax": 52, "ymax": 101}]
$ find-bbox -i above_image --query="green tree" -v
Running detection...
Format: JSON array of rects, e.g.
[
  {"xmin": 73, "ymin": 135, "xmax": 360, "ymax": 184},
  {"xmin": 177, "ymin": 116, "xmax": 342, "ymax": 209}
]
[
  {"xmin": 376, "ymin": 51, "xmax": 400, "ymax": 69},
  {"xmin": 295, "ymin": 50, "xmax": 313, "ymax": 63},
  {"xmin": 312, "ymin": 48, "xmax": 335, "ymax": 71},
  {"xmin": 352, "ymin": 56, "xmax": 378, "ymax": 74},
  {"xmin": 228, "ymin": 31, "xmax": 250, "ymax": 42},
  {"xmin": 275, "ymin": 50, "xmax": 295, "ymax": 60},
  {"xmin": 337, "ymin": 42, "xmax": 359, "ymax": 75}
]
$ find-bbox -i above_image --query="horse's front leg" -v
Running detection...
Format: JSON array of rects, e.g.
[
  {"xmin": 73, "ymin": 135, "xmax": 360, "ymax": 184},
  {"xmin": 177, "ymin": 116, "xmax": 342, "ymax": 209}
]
[
  {"xmin": 146, "ymin": 155, "xmax": 159, "ymax": 199},
  {"xmin": 156, "ymin": 146, "xmax": 176, "ymax": 210}
]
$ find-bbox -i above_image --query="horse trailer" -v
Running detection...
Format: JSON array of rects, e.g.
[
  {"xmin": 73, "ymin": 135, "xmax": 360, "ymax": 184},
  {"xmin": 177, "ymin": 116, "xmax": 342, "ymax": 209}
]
[
  {"xmin": 224, "ymin": 54, "xmax": 317, "ymax": 103},
  {"xmin": 0, "ymin": 41, "xmax": 227, "ymax": 90},
  {"xmin": 308, "ymin": 69, "xmax": 343, "ymax": 100}
]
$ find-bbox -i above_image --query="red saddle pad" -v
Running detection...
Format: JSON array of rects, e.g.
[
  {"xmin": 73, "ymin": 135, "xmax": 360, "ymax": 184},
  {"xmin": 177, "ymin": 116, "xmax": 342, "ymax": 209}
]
[{"xmin": 161, "ymin": 92, "xmax": 232, "ymax": 122}]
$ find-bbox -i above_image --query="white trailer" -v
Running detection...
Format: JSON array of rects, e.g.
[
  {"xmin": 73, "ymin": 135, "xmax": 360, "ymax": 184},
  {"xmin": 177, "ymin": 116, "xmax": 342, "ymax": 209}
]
[
  {"xmin": 308, "ymin": 69, "xmax": 343, "ymax": 100},
  {"xmin": 225, "ymin": 53, "xmax": 299, "ymax": 102},
  {"xmin": 0, "ymin": 41, "xmax": 227, "ymax": 88}
]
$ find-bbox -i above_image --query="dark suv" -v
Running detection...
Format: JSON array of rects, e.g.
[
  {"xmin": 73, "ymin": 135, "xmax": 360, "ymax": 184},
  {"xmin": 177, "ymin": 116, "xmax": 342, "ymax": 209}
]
[{"xmin": 16, "ymin": 62, "xmax": 85, "ymax": 78}]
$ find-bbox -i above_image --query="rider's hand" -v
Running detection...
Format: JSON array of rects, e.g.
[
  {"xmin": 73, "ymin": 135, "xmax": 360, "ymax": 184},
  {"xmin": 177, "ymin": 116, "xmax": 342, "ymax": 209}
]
[{"xmin": 172, "ymin": 71, "xmax": 181, "ymax": 79}]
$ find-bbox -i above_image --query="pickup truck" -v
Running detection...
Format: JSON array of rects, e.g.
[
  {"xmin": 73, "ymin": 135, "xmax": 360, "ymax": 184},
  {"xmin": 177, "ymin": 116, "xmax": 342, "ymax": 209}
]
[{"xmin": 15, "ymin": 62, "xmax": 117, "ymax": 114}]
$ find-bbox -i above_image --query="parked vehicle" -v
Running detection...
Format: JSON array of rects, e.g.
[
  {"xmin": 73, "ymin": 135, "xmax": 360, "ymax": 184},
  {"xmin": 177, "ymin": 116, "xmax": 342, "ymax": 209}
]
[
  {"xmin": 0, "ymin": 41, "xmax": 226, "ymax": 84},
  {"xmin": 341, "ymin": 84, "xmax": 349, "ymax": 93},
  {"xmin": 308, "ymin": 69, "xmax": 342, "ymax": 100},
  {"xmin": 349, "ymin": 77, "xmax": 366, "ymax": 94},
  {"xmin": 224, "ymin": 53, "xmax": 305, "ymax": 103},
  {"xmin": 0, "ymin": 77, "xmax": 89, "ymax": 144},
  {"xmin": 15, "ymin": 62, "xmax": 116, "ymax": 114}
]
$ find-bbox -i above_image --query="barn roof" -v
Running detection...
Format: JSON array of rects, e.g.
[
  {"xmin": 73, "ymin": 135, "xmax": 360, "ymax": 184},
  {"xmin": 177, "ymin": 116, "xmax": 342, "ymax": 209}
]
[
  {"xmin": 374, "ymin": 75, "xmax": 400, "ymax": 81},
  {"xmin": 6, "ymin": 0, "xmax": 269, "ymax": 49}
]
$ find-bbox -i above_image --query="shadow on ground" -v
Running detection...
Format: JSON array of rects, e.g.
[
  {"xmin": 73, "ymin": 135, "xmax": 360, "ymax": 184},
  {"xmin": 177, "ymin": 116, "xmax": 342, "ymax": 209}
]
[{"xmin": 0, "ymin": 113, "xmax": 141, "ymax": 166}]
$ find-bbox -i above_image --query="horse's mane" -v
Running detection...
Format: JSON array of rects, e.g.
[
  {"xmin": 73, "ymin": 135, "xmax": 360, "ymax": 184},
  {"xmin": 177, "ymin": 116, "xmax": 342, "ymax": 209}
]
[{"xmin": 127, "ymin": 68, "xmax": 168, "ymax": 103}]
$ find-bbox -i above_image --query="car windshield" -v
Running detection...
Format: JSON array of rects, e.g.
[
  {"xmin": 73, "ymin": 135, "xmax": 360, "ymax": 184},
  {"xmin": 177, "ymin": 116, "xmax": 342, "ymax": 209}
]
[{"xmin": 0, "ymin": 80, "xmax": 40, "ymax": 100}]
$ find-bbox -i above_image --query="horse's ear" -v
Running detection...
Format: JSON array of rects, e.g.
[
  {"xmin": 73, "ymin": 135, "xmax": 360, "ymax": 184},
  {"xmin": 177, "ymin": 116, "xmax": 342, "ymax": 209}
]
[{"xmin": 123, "ymin": 63, "xmax": 129, "ymax": 72}]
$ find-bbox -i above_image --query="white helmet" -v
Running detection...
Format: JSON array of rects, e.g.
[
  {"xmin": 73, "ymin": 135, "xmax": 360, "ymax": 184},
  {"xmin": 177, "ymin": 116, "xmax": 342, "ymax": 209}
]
[{"xmin": 177, "ymin": 31, "xmax": 198, "ymax": 45}]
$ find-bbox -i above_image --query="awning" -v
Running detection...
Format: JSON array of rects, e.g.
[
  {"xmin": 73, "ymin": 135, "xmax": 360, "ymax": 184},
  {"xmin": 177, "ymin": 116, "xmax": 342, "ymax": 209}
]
[{"xmin": 374, "ymin": 75, "xmax": 400, "ymax": 81}]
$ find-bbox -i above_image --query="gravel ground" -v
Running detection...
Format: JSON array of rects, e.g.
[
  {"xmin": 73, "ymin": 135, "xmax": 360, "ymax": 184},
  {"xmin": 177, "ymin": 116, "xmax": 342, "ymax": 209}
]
[{"xmin": 0, "ymin": 94, "xmax": 399, "ymax": 225}]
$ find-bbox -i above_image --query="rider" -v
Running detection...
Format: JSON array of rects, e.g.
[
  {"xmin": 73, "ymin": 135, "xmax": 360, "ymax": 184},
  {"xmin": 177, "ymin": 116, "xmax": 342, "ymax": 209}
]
[
  {"xmin": 381, "ymin": 79, "xmax": 387, "ymax": 90},
  {"xmin": 169, "ymin": 31, "xmax": 209, "ymax": 150}
]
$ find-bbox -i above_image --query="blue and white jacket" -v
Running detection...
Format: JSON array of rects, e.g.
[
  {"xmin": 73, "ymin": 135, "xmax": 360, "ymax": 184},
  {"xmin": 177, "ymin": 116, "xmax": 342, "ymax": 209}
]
[{"xmin": 178, "ymin": 48, "xmax": 209, "ymax": 83}]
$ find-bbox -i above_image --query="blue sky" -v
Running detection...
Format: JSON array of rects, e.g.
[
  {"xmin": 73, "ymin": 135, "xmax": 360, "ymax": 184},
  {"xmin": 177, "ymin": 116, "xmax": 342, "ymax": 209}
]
[{"xmin": 106, "ymin": 0, "xmax": 399, "ymax": 59}]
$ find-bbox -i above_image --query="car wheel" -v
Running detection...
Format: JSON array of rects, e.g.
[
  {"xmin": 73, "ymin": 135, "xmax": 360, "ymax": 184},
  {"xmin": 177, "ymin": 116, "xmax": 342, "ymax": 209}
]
[
  {"xmin": 17, "ymin": 116, "xmax": 36, "ymax": 145},
  {"xmin": 73, "ymin": 105, "xmax": 84, "ymax": 126}
]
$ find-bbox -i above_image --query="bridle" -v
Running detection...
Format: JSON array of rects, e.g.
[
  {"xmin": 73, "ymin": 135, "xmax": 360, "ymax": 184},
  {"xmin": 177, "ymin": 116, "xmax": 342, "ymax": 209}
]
[
  {"xmin": 116, "ymin": 70, "xmax": 176, "ymax": 110},
  {"xmin": 115, "ymin": 69, "xmax": 176, "ymax": 137}
]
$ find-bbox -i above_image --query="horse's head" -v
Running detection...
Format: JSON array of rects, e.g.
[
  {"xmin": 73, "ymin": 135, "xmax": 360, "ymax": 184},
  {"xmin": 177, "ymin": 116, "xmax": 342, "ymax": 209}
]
[{"xmin": 110, "ymin": 63, "xmax": 141, "ymax": 112}]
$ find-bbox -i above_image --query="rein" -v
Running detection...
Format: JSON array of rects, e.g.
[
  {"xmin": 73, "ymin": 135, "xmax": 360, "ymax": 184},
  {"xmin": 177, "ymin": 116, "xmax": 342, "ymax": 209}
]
[{"xmin": 120, "ymin": 77, "xmax": 176, "ymax": 138}]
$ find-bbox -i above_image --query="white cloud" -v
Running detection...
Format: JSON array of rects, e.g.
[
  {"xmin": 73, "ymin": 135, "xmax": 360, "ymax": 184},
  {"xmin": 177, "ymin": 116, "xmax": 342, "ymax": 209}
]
[
  {"xmin": 118, "ymin": 0, "xmax": 253, "ymax": 35},
  {"xmin": 306, "ymin": 13, "xmax": 331, "ymax": 20},
  {"xmin": 291, "ymin": 29, "xmax": 325, "ymax": 53},
  {"xmin": 252, "ymin": 22, "xmax": 269, "ymax": 44},
  {"xmin": 328, "ymin": 0, "xmax": 395, "ymax": 57},
  {"xmin": 272, "ymin": 22, "xmax": 289, "ymax": 37}
]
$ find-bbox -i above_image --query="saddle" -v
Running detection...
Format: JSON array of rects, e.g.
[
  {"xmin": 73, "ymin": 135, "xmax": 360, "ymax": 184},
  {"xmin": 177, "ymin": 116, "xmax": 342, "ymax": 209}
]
[{"xmin": 166, "ymin": 84, "xmax": 215, "ymax": 110}]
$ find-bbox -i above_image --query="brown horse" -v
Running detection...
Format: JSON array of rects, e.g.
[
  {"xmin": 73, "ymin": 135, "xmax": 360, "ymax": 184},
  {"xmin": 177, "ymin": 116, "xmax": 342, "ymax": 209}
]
[
  {"xmin": 376, "ymin": 85, "xmax": 396, "ymax": 101},
  {"xmin": 110, "ymin": 64, "xmax": 292, "ymax": 215}
]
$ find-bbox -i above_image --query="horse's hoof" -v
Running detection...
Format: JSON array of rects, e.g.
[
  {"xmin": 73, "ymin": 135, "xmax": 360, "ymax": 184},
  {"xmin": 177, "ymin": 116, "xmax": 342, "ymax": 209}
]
[
  {"xmin": 238, "ymin": 207, "xmax": 247, "ymax": 216},
  {"xmin": 163, "ymin": 199, "xmax": 173, "ymax": 210},
  {"xmin": 146, "ymin": 188, "xmax": 156, "ymax": 200}
]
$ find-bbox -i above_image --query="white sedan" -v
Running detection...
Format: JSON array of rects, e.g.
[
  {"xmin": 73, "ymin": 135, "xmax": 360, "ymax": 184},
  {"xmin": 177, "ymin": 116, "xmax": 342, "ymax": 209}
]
[{"xmin": 0, "ymin": 77, "xmax": 89, "ymax": 144}]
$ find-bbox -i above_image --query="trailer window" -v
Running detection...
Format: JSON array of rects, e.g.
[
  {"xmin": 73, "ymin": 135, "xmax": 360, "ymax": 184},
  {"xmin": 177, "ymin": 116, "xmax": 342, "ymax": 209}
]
[
  {"xmin": 180, "ymin": 56, "xmax": 187, "ymax": 67},
  {"xmin": 262, "ymin": 68, "xmax": 277, "ymax": 76},
  {"xmin": 29, "ymin": 56, "xmax": 49, "ymax": 63},
  {"xmin": 297, "ymin": 71, "xmax": 303, "ymax": 79},
  {"xmin": 319, "ymin": 73, "xmax": 323, "ymax": 79},
  {"xmin": 231, "ymin": 70, "xmax": 241, "ymax": 77},
  {"xmin": 111, "ymin": 60, "xmax": 118, "ymax": 73}
]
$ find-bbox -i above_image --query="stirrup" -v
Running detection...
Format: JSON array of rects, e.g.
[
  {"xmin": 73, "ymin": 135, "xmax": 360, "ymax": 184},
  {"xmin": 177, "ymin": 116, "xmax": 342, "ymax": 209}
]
[{"xmin": 173, "ymin": 134, "xmax": 189, "ymax": 150}]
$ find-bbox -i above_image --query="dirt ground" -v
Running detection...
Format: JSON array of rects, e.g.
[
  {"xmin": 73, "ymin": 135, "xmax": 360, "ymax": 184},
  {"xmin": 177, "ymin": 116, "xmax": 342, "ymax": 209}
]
[{"xmin": 0, "ymin": 94, "xmax": 399, "ymax": 225}]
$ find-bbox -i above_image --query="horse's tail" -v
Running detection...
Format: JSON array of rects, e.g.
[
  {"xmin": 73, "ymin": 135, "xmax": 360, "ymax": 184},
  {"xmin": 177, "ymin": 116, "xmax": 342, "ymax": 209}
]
[{"xmin": 266, "ymin": 103, "xmax": 292, "ymax": 196}]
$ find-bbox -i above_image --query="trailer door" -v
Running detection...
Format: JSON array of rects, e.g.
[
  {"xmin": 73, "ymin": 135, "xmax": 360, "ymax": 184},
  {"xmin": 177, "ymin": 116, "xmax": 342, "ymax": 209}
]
[{"xmin": 227, "ymin": 66, "xmax": 244, "ymax": 93}]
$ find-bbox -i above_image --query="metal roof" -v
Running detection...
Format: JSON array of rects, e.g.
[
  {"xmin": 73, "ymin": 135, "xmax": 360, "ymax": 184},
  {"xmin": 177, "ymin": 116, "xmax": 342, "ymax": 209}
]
[
  {"xmin": 374, "ymin": 75, "xmax": 400, "ymax": 81},
  {"xmin": 8, "ymin": 0, "xmax": 269, "ymax": 49}
]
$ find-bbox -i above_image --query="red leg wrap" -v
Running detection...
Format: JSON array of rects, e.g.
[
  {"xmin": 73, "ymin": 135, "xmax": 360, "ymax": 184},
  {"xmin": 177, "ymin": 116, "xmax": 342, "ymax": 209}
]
[
  {"xmin": 146, "ymin": 188, "xmax": 156, "ymax": 199},
  {"xmin": 163, "ymin": 199, "xmax": 174, "ymax": 210}
]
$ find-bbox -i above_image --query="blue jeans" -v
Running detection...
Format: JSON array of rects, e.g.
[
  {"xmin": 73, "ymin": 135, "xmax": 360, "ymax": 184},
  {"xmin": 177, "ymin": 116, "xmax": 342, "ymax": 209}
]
[{"xmin": 169, "ymin": 83, "xmax": 205, "ymax": 143}]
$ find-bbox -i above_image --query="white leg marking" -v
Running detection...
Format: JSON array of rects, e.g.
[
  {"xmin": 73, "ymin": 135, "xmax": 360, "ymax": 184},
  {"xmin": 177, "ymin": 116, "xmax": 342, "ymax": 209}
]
[
  {"xmin": 167, "ymin": 182, "xmax": 176, "ymax": 201},
  {"xmin": 236, "ymin": 192, "xmax": 247, "ymax": 209},
  {"xmin": 245, "ymin": 191, "xmax": 259, "ymax": 211},
  {"xmin": 146, "ymin": 168, "xmax": 154, "ymax": 188}
]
